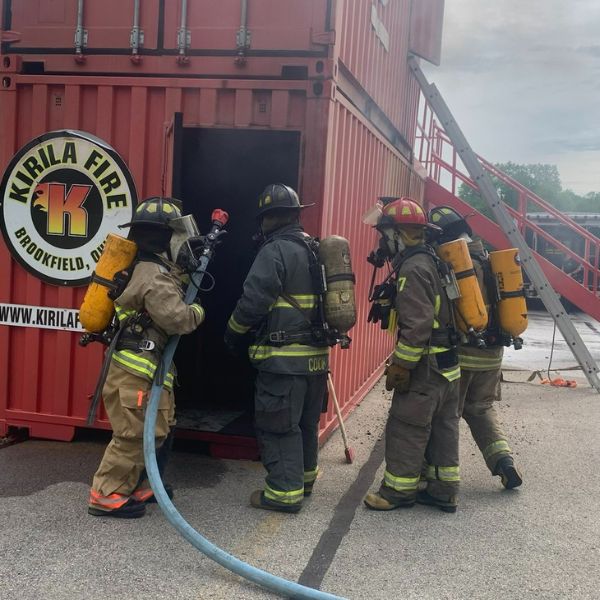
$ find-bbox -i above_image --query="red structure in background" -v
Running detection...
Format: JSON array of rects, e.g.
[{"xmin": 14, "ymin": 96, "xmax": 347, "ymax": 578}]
[
  {"xmin": 416, "ymin": 100, "xmax": 600, "ymax": 322},
  {"xmin": 0, "ymin": 0, "xmax": 445, "ymax": 454}
]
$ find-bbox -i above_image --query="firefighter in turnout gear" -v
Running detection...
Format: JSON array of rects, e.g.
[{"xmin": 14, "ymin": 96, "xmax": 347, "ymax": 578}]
[
  {"xmin": 429, "ymin": 206, "xmax": 523, "ymax": 489},
  {"xmin": 224, "ymin": 184, "xmax": 328, "ymax": 514},
  {"xmin": 88, "ymin": 197, "xmax": 205, "ymax": 518},
  {"xmin": 364, "ymin": 197, "xmax": 461, "ymax": 513}
]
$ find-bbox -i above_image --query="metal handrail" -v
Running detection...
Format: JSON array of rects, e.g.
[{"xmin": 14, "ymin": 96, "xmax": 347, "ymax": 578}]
[{"xmin": 416, "ymin": 101, "xmax": 600, "ymax": 296}]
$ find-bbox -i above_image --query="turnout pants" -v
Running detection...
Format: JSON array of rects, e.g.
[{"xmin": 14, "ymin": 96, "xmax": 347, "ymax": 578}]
[
  {"xmin": 254, "ymin": 371, "xmax": 327, "ymax": 507},
  {"xmin": 380, "ymin": 360, "xmax": 460, "ymax": 504},
  {"xmin": 91, "ymin": 363, "xmax": 174, "ymax": 503},
  {"xmin": 459, "ymin": 367, "xmax": 512, "ymax": 472}
]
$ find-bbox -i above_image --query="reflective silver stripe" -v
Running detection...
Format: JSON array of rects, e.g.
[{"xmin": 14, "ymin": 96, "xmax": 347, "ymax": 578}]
[
  {"xmin": 191, "ymin": 303, "xmax": 205, "ymax": 322},
  {"xmin": 228, "ymin": 315, "xmax": 250, "ymax": 334},
  {"xmin": 441, "ymin": 366, "xmax": 461, "ymax": 382},
  {"xmin": 112, "ymin": 351, "xmax": 174, "ymax": 388},
  {"xmin": 426, "ymin": 465, "xmax": 460, "ymax": 482},
  {"xmin": 115, "ymin": 305, "xmax": 135, "ymax": 322},
  {"xmin": 433, "ymin": 294, "xmax": 441, "ymax": 329},
  {"xmin": 459, "ymin": 355, "xmax": 503, "ymax": 370},
  {"xmin": 483, "ymin": 439, "xmax": 511, "ymax": 460},
  {"xmin": 272, "ymin": 294, "xmax": 318, "ymax": 310},
  {"xmin": 423, "ymin": 345, "xmax": 453, "ymax": 356},
  {"xmin": 394, "ymin": 342, "xmax": 424, "ymax": 363},
  {"xmin": 249, "ymin": 344, "xmax": 329, "ymax": 360},
  {"xmin": 304, "ymin": 467, "xmax": 319, "ymax": 483},
  {"xmin": 383, "ymin": 469, "xmax": 419, "ymax": 492},
  {"xmin": 264, "ymin": 484, "xmax": 304, "ymax": 504}
]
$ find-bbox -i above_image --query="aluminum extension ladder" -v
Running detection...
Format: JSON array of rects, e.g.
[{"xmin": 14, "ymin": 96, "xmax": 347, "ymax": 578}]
[{"xmin": 408, "ymin": 55, "xmax": 600, "ymax": 392}]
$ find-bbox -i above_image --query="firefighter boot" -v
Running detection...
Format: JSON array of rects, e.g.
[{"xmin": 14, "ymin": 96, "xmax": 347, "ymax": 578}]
[
  {"xmin": 145, "ymin": 483, "xmax": 174, "ymax": 503},
  {"xmin": 363, "ymin": 492, "xmax": 415, "ymax": 511},
  {"xmin": 493, "ymin": 456, "xmax": 523, "ymax": 489},
  {"xmin": 88, "ymin": 497, "xmax": 146, "ymax": 518},
  {"xmin": 416, "ymin": 490, "xmax": 458, "ymax": 513},
  {"xmin": 250, "ymin": 490, "xmax": 302, "ymax": 514}
]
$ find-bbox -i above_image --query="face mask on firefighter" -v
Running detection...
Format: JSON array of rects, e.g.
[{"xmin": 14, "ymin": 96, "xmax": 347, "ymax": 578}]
[
  {"xmin": 169, "ymin": 214, "xmax": 201, "ymax": 267},
  {"xmin": 379, "ymin": 226, "xmax": 404, "ymax": 257},
  {"xmin": 398, "ymin": 225, "xmax": 425, "ymax": 248}
]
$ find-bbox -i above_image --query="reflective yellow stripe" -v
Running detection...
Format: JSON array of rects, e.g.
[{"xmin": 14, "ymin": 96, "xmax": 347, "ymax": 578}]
[
  {"xmin": 272, "ymin": 294, "xmax": 318, "ymax": 309},
  {"xmin": 459, "ymin": 355, "xmax": 503, "ymax": 370},
  {"xmin": 483, "ymin": 440, "xmax": 511, "ymax": 460},
  {"xmin": 383, "ymin": 470, "xmax": 419, "ymax": 492},
  {"xmin": 264, "ymin": 484, "xmax": 304, "ymax": 504},
  {"xmin": 191, "ymin": 303, "xmax": 205, "ymax": 322},
  {"xmin": 228, "ymin": 315, "xmax": 250, "ymax": 334},
  {"xmin": 440, "ymin": 366, "xmax": 461, "ymax": 382},
  {"xmin": 304, "ymin": 467, "xmax": 319, "ymax": 483},
  {"xmin": 112, "ymin": 351, "xmax": 174, "ymax": 388},
  {"xmin": 393, "ymin": 341, "xmax": 424, "ymax": 363},
  {"xmin": 249, "ymin": 344, "xmax": 329, "ymax": 360},
  {"xmin": 426, "ymin": 465, "xmax": 460, "ymax": 482},
  {"xmin": 423, "ymin": 345, "xmax": 452, "ymax": 355},
  {"xmin": 115, "ymin": 305, "xmax": 135, "ymax": 322},
  {"xmin": 433, "ymin": 294, "xmax": 441, "ymax": 329}
]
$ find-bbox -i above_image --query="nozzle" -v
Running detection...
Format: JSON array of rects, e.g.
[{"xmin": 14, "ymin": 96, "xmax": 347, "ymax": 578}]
[{"xmin": 211, "ymin": 209, "xmax": 229, "ymax": 226}]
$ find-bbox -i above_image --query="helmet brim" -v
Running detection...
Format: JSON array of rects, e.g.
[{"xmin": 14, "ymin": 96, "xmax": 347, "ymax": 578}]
[{"xmin": 256, "ymin": 202, "xmax": 315, "ymax": 218}]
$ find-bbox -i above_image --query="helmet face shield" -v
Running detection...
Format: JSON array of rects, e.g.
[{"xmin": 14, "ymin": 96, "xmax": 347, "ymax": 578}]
[{"xmin": 169, "ymin": 214, "xmax": 200, "ymax": 266}]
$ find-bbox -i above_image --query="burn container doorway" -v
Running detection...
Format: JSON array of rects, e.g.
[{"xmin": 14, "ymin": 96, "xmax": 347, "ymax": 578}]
[{"xmin": 173, "ymin": 127, "xmax": 301, "ymax": 453}]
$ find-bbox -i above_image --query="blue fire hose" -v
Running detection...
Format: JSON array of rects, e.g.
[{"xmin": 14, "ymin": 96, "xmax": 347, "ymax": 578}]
[{"xmin": 143, "ymin": 210, "xmax": 346, "ymax": 600}]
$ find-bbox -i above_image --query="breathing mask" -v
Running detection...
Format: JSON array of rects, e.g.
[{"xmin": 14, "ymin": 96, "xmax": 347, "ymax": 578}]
[{"xmin": 169, "ymin": 214, "xmax": 201, "ymax": 269}]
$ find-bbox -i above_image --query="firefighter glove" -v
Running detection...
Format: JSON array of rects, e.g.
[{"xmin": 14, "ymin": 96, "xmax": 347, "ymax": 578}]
[{"xmin": 385, "ymin": 363, "xmax": 410, "ymax": 393}]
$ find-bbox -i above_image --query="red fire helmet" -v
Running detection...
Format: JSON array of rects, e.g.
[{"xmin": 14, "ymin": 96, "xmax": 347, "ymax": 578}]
[{"xmin": 380, "ymin": 197, "xmax": 427, "ymax": 227}]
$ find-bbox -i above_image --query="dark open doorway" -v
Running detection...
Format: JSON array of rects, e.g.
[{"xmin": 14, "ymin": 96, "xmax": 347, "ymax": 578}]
[{"xmin": 173, "ymin": 127, "xmax": 301, "ymax": 451}]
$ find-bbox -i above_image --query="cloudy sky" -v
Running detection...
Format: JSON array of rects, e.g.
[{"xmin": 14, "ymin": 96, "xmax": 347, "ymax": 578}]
[{"xmin": 422, "ymin": 0, "xmax": 600, "ymax": 194}]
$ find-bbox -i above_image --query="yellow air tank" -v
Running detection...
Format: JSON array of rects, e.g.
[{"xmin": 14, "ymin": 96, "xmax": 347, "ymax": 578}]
[
  {"xmin": 79, "ymin": 234, "xmax": 137, "ymax": 333},
  {"xmin": 437, "ymin": 238, "xmax": 488, "ymax": 334},
  {"xmin": 319, "ymin": 236, "xmax": 357, "ymax": 336},
  {"xmin": 489, "ymin": 249, "xmax": 528, "ymax": 338}
]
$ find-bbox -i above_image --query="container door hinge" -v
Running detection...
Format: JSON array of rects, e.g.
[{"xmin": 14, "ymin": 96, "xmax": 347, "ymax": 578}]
[
  {"xmin": 236, "ymin": 27, "xmax": 251, "ymax": 52},
  {"xmin": 74, "ymin": 27, "xmax": 88, "ymax": 51},
  {"xmin": 177, "ymin": 28, "xmax": 191, "ymax": 53},
  {"xmin": 130, "ymin": 27, "xmax": 145, "ymax": 52}
]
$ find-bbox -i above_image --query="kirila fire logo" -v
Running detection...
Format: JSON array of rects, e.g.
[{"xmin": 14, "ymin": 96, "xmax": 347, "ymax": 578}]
[{"xmin": 0, "ymin": 130, "xmax": 137, "ymax": 286}]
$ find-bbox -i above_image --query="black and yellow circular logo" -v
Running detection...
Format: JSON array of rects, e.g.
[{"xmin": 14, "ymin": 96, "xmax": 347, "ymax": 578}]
[{"xmin": 0, "ymin": 130, "xmax": 137, "ymax": 286}]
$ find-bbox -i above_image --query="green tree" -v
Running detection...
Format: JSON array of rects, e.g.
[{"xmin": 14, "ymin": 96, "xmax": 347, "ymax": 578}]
[{"xmin": 458, "ymin": 162, "xmax": 596, "ymax": 217}]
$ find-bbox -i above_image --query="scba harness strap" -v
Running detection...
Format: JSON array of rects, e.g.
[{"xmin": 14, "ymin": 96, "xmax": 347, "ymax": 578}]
[{"xmin": 261, "ymin": 233, "xmax": 338, "ymax": 347}]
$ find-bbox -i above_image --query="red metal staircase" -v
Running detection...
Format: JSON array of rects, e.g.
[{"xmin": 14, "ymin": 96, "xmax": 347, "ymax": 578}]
[{"xmin": 415, "ymin": 100, "xmax": 600, "ymax": 322}]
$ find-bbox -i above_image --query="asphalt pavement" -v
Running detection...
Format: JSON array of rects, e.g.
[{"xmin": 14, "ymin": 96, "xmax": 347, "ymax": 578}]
[{"xmin": 1, "ymin": 310, "xmax": 599, "ymax": 600}]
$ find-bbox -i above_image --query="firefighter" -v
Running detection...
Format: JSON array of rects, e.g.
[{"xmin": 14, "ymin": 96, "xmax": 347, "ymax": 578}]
[
  {"xmin": 224, "ymin": 184, "xmax": 328, "ymax": 514},
  {"xmin": 428, "ymin": 206, "xmax": 523, "ymax": 489},
  {"xmin": 364, "ymin": 197, "xmax": 461, "ymax": 513},
  {"xmin": 88, "ymin": 197, "xmax": 205, "ymax": 518}
]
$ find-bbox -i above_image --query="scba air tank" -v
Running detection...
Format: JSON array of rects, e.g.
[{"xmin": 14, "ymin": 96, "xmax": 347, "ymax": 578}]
[
  {"xmin": 79, "ymin": 234, "xmax": 138, "ymax": 333},
  {"xmin": 319, "ymin": 236, "xmax": 357, "ymax": 335},
  {"xmin": 437, "ymin": 238, "xmax": 488, "ymax": 334},
  {"xmin": 489, "ymin": 249, "xmax": 528, "ymax": 339}
]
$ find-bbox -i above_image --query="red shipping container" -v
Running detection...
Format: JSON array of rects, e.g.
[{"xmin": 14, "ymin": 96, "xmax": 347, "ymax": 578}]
[{"xmin": 0, "ymin": 1, "xmax": 439, "ymax": 455}]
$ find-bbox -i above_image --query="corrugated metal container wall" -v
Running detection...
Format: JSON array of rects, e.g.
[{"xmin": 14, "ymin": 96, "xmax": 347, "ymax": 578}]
[
  {"xmin": 318, "ymin": 92, "xmax": 424, "ymax": 437},
  {"xmin": 0, "ymin": 74, "xmax": 324, "ymax": 440},
  {"xmin": 0, "ymin": 0, "xmax": 441, "ymax": 446},
  {"xmin": 335, "ymin": 0, "xmax": 416, "ymax": 144},
  {"xmin": 2, "ymin": 0, "xmax": 332, "ymax": 78},
  {"xmin": 6, "ymin": 0, "xmax": 329, "ymax": 54}
]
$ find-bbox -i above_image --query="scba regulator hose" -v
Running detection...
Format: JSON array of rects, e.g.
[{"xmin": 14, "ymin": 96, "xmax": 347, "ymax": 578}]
[{"xmin": 143, "ymin": 211, "xmax": 346, "ymax": 600}]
